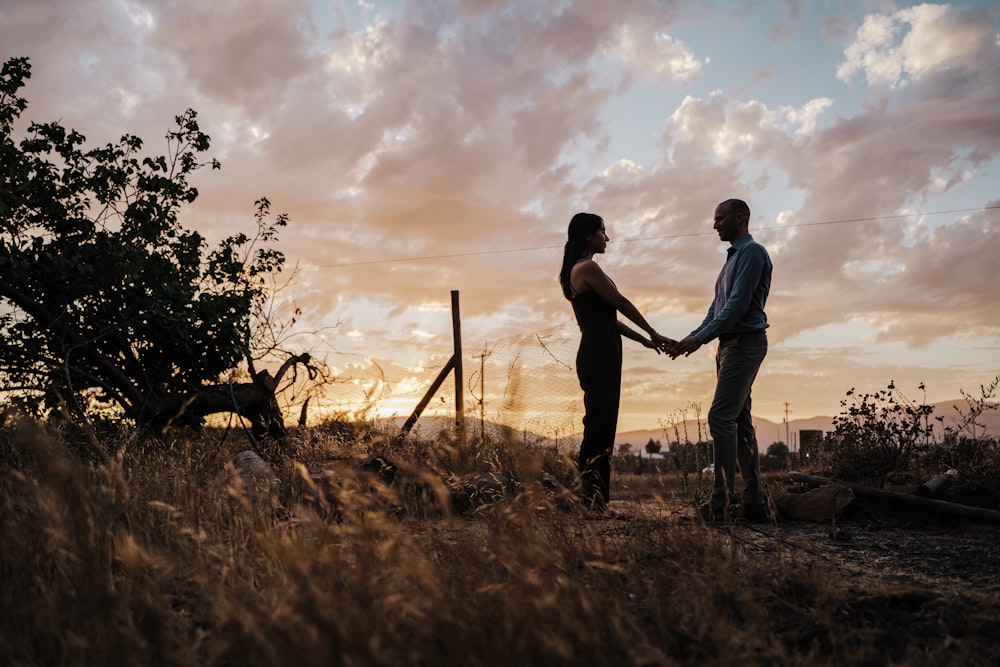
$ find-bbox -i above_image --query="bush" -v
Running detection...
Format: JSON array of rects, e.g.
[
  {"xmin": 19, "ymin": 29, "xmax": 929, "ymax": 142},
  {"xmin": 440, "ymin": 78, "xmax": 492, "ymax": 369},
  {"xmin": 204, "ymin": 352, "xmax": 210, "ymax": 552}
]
[{"xmin": 823, "ymin": 381, "xmax": 936, "ymax": 483}]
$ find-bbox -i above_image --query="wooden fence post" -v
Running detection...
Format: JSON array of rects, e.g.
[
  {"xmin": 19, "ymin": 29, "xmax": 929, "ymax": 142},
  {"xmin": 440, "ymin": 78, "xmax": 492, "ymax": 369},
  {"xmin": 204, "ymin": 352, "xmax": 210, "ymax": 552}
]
[
  {"xmin": 399, "ymin": 290, "xmax": 465, "ymax": 442},
  {"xmin": 451, "ymin": 290, "xmax": 465, "ymax": 443}
]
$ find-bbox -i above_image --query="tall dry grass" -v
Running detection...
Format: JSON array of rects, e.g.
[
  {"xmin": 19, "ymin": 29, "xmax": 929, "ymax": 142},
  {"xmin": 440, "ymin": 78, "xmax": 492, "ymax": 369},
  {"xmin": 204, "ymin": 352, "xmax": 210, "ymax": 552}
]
[{"xmin": 2, "ymin": 414, "xmax": 998, "ymax": 666}]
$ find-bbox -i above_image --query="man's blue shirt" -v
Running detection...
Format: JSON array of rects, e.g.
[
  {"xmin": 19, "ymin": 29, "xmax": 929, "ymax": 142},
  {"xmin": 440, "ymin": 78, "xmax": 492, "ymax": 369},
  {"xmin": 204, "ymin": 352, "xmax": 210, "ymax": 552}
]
[{"xmin": 692, "ymin": 234, "xmax": 771, "ymax": 343}]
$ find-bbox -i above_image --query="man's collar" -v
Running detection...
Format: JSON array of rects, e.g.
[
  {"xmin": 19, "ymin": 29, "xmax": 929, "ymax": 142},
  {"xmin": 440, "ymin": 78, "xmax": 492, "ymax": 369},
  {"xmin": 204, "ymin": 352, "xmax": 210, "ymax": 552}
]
[{"xmin": 730, "ymin": 234, "xmax": 754, "ymax": 250}]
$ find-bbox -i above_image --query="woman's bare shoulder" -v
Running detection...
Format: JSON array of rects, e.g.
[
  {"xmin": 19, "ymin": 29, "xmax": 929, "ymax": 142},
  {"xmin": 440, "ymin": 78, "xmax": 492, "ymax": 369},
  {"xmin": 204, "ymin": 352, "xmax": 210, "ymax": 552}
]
[{"xmin": 571, "ymin": 258, "xmax": 602, "ymax": 273}]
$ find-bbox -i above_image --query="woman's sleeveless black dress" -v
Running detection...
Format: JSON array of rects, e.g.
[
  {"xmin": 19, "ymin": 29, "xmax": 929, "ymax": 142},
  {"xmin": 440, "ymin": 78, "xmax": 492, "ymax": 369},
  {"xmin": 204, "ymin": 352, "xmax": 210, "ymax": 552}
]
[{"xmin": 571, "ymin": 290, "xmax": 622, "ymax": 509}]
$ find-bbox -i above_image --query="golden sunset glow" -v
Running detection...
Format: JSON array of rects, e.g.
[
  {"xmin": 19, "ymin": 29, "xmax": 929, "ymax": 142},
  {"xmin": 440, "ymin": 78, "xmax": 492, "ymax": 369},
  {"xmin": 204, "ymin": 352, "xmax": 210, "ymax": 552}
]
[{"xmin": 3, "ymin": 0, "xmax": 998, "ymax": 437}]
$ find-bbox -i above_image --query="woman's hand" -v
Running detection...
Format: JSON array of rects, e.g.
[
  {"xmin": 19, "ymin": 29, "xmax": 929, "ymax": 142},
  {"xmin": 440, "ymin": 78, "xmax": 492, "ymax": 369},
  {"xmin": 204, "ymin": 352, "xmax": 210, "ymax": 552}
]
[{"xmin": 652, "ymin": 332, "xmax": 677, "ymax": 355}]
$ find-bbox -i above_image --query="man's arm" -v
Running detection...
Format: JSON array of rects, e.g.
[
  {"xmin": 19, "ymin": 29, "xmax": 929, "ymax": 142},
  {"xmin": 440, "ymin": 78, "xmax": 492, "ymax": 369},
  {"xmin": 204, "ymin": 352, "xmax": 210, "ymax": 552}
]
[
  {"xmin": 672, "ymin": 245, "xmax": 768, "ymax": 359},
  {"xmin": 671, "ymin": 303, "xmax": 714, "ymax": 358},
  {"xmin": 693, "ymin": 245, "xmax": 768, "ymax": 342}
]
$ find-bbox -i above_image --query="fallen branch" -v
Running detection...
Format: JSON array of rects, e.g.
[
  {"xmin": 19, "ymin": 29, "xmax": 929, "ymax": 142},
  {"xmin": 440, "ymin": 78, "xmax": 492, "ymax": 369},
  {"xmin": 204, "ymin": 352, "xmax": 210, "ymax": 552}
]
[
  {"xmin": 916, "ymin": 470, "xmax": 958, "ymax": 499},
  {"xmin": 787, "ymin": 471, "xmax": 1000, "ymax": 524}
]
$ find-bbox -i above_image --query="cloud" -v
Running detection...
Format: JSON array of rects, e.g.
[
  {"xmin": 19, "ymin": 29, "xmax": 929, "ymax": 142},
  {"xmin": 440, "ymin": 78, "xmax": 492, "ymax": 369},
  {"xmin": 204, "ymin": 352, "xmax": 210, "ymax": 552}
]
[
  {"xmin": 602, "ymin": 24, "xmax": 702, "ymax": 84},
  {"xmin": 145, "ymin": 0, "xmax": 316, "ymax": 112},
  {"xmin": 867, "ymin": 205, "xmax": 1000, "ymax": 344},
  {"xmin": 2, "ymin": 0, "xmax": 998, "ymax": 426},
  {"xmin": 765, "ymin": 89, "xmax": 1000, "ymax": 342},
  {"xmin": 837, "ymin": 3, "xmax": 1000, "ymax": 89},
  {"xmin": 779, "ymin": 98, "xmax": 833, "ymax": 136}
]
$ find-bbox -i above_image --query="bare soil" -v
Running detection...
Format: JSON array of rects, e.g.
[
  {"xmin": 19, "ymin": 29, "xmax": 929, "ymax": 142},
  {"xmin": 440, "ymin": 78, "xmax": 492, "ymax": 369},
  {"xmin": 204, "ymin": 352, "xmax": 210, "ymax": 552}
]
[{"xmin": 607, "ymin": 472, "xmax": 1000, "ymax": 665}]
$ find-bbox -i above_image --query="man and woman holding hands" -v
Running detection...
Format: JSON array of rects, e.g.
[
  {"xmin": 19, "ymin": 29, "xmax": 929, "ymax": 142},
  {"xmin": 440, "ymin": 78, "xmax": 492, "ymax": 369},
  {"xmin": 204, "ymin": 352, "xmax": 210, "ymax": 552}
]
[{"xmin": 559, "ymin": 199, "xmax": 772, "ymax": 521}]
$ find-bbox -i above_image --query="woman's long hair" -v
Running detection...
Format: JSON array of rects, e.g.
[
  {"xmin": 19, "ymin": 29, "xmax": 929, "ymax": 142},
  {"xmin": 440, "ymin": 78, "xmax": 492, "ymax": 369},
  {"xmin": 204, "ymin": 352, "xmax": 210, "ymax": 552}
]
[{"xmin": 559, "ymin": 212, "xmax": 603, "ymax": 300}]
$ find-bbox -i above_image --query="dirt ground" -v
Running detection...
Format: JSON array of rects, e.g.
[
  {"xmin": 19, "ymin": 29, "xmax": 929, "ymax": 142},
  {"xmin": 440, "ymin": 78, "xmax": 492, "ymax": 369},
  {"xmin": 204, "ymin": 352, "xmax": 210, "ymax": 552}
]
[
  {"xmin": 752, "ymin": 499, "xmax": 1000, "ymax": 589},
  {"xmin": 614, "ymin": 471, "xmax": 1000, "ymax": 588},
  {"xmin": 725, "ymin": 511, "xmax": 1000, "ymax": 664},
  {"xmin": 608, "ymin": 472, "xmax": 1000, "ymax": 663}
]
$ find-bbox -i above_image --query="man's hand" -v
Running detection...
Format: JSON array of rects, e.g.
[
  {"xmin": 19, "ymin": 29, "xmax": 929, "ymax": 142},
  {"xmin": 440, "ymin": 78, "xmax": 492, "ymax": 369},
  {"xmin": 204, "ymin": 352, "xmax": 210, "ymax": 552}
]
[{"xmin": 670, "ymin": 335, "xmax": 702, "ymax": 359}]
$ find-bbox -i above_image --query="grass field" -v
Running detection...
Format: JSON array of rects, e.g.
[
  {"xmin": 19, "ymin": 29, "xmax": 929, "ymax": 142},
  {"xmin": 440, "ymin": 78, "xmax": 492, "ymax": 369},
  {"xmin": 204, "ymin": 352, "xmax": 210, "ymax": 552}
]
[{"xmin": 2, "ymin": 414, "xmax": 999, "ymax": 667}]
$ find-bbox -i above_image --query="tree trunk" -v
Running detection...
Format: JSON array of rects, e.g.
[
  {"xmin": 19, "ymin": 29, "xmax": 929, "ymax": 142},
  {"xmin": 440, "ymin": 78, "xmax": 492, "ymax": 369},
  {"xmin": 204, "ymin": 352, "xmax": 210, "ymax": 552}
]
[
  {"xmin": 143, "ymin": 379, "xmax": 286, "ymax": 440},
  {"xmin": 787, "ymin": 471, "xmax": 1000, "ymax": 524},
  {"xmin": 140, "ymin": 353, "xmax": 312, "ymax": 442}
]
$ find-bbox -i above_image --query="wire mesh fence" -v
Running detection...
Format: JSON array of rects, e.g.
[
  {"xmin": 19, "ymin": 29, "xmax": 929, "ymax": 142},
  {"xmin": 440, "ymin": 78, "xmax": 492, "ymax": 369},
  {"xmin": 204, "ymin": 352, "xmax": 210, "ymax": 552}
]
[{"xmin": 313, "ymin": 322, "xmax": 586, "ymax": 448}]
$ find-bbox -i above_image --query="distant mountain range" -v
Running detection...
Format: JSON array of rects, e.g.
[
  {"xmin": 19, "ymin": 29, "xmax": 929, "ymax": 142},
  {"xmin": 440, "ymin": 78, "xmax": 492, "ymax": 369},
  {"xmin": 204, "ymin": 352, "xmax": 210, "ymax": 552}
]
[
  {"xmin": 376, "ymin": 399, "xmax": 999, "ymax": 452},
  {"xmin": 614, "ymin": 399, "xmax": 1000, "ymax": 450}
]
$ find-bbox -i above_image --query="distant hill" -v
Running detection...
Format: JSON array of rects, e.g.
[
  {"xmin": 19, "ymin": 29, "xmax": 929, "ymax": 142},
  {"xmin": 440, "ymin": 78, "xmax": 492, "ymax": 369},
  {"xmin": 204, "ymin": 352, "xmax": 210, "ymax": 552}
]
[
  {"xmin": 362, "ymin": 400, "xmax": 999, "ymax": 452},
  {"xmin": 370, "ymin": 414, "xmax": 564, "ymax": 448},
  {"xmin": 614, "ymin": 400, "xmax": 1000, "ymax": 450},
  {"xmin": 924, "ymin": 399, "xmax": 1000, "ymax": 438}
]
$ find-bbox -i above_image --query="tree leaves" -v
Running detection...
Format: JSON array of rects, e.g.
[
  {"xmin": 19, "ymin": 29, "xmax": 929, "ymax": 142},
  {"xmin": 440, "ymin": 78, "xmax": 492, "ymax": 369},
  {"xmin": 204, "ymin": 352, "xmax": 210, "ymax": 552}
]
[{"xmin": 0, "ymin": 56, "xmax": 288, "ymax": 426}]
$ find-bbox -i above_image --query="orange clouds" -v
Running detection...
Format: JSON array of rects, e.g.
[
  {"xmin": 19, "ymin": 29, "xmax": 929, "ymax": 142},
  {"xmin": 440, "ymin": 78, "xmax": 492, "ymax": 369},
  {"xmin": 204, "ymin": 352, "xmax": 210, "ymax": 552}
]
[{"xmin": 2, "ymin": 0, "xmax": 998, "ymax": 429}]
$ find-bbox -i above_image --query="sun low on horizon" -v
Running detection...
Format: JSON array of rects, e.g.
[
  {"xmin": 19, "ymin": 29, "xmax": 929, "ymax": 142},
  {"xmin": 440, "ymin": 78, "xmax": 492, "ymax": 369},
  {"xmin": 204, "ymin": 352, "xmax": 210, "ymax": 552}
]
[{"xmin": 1, "ymin": 0, "xmax": 998, "ymax": 435}]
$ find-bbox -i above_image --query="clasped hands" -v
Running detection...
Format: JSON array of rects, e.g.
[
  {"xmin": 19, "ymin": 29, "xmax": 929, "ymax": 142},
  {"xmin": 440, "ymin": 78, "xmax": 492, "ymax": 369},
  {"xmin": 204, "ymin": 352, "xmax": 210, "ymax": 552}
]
[{"xmin": 650, "ymin": 333, "xmax": 702, "ymax": 359}]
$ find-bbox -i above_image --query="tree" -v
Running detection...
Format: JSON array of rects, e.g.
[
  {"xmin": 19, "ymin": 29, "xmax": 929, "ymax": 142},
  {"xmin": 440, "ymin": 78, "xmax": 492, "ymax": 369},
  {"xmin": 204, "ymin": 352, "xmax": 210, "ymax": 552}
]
[
  {"xmin": 767, "ymin": 442, "xmax": 790, "ymax": 458},
  {"xmin": 0, "ymin": 56, "xmax": 318, "ymax": 446},
  {"xmin": 644, "ymin": 438, "xmax": 662, "ymax": 456}
]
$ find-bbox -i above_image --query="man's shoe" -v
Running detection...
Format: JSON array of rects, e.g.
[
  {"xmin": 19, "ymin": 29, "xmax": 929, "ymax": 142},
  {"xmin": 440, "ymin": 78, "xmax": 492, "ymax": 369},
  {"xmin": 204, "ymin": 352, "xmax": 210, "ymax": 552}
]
[{"xmin": 735, "ymin": 502, "xmax": 770, "ymax": 522}]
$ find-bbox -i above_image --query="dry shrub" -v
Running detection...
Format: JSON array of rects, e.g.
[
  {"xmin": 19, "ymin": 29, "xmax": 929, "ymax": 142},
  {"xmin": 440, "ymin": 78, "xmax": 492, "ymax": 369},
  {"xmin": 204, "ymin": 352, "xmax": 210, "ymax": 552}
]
[
  {"xmin": 810, "ymin": 379, "xmax": 1000, "ymax": 511},
  {"xmin": 919, "ymin": 436, "xmax": 1000, "ymax": 503},
  {"xmin": 820, "ymin": 382, "xmax": 935, "ymax": 483},
  {"xmin": 2, "ymin": 415, "xmax": 999, "ymax": 666}
]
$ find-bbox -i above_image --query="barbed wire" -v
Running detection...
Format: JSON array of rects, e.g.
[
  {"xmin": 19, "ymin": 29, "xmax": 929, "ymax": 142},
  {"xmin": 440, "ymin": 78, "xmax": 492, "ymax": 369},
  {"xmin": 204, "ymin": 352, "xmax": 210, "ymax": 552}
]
[
  {"xmin": 314, "ymin": 322, "xmax": 584, "ymax": 441},
  {"xmin": 318, "ymin": 205, "xmax": 998, "ymax": 268},
  {"xmin": 302, "ymin": 203, "xmax": 1000, "ymax": 437}
]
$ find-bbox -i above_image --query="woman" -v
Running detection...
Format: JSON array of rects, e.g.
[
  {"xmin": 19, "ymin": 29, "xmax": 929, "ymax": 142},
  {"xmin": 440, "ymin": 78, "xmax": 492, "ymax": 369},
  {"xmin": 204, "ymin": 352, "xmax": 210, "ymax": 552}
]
[{"xmin": 559, "ymin": 212, "xmax": 672, "ymax": 513}]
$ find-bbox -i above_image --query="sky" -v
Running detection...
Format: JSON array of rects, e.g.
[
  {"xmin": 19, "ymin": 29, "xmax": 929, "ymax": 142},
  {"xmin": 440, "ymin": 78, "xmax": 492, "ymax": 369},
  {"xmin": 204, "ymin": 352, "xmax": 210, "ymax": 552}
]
[{"xmin": 2, "ymin": 0, "xmax": 999, "ymax": 435}]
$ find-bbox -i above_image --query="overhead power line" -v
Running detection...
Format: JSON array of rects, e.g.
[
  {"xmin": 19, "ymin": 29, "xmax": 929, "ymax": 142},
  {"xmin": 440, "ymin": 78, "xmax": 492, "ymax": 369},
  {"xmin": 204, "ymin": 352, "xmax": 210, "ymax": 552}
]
[{"xmin": 318, "ymin": 205, "xmax": 999, "ymax": 269}]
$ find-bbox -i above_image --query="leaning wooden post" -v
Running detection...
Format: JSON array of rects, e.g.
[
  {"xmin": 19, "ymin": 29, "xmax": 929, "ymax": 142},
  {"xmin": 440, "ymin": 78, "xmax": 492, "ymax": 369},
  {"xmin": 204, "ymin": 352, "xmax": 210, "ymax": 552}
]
[
  {"xmin": 398, "ymin": 290, "xmax": 465, "ymax": 442},
  {"xmin": 451, "ymin": 290, "xmax": 465, "ymax": 444},
  {"xmin": 400, "ymin": 360, "xmax": 455, "ymax": 436}
]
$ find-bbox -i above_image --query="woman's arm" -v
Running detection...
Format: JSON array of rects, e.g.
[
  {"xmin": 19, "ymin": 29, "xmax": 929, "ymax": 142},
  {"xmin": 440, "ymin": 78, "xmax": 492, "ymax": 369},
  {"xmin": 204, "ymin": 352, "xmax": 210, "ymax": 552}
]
[
  {"xmin": 618, "ymin": 321, "xmax": 661, "ymax": 352},
  {"xmin": 572, "ymin": 260, "xmax": 659, "ymax": 338}
]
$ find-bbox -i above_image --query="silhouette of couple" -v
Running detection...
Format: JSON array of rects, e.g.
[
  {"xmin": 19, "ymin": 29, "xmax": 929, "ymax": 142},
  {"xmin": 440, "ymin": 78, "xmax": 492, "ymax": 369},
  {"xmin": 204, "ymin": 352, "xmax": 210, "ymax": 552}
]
[{"xmin": 559, "ymin": 199, "xmax": 772, "ymax": 521}]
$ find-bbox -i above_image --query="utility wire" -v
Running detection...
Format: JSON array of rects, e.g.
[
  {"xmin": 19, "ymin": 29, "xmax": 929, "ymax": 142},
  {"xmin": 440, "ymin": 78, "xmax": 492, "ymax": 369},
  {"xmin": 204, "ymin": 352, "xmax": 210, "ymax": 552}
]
[{"xmin": 318, "ymin": 205, "xmax": 999, "ymax": 268}]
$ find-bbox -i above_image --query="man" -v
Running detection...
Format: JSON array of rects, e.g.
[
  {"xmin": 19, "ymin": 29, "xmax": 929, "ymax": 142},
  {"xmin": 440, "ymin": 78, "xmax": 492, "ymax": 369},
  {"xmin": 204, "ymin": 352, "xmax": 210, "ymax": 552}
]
[{"xmin": 671, "ymin": 198, "xmax": 772, "ymax": 521}]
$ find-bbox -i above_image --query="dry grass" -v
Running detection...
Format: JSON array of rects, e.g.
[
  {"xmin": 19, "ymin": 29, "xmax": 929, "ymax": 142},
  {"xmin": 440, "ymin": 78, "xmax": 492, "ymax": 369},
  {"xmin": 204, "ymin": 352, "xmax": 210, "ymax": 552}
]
[{"xmin": 2, "ymin": 415, "xmax": 999, "ymax": 666}]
